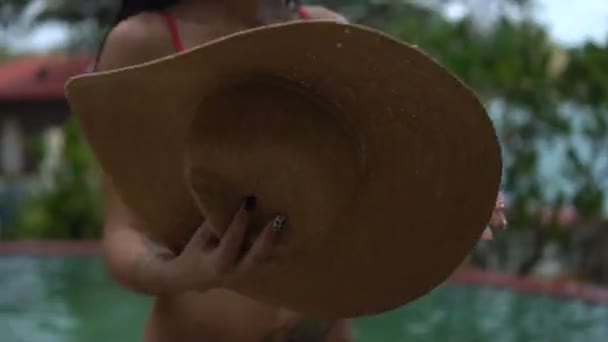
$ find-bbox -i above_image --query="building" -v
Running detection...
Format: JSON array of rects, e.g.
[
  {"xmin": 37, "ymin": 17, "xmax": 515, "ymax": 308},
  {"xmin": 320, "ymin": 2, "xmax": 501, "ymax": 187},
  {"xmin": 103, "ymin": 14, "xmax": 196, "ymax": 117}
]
[{"xmin": 0, "ymin": 53, "xmax": 93, "ymax": 178}]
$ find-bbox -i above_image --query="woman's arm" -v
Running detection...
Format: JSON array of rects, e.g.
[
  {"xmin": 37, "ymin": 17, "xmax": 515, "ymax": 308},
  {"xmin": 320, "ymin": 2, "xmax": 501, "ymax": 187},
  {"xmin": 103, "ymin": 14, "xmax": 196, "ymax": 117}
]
[
  {"xmin": 95, "ymin": 14, "xmax": 291, "ymax": 297},
  {"xmin": 96, "ymin": 15, "xmax": 194, "ymax": 296},
  {"xmin": 101, "ymin": 175, "xmax": 188, "ymax": 295},
  {"xmin": 325, "ymin": 320, "xmax": 355, "ymax": 342}
]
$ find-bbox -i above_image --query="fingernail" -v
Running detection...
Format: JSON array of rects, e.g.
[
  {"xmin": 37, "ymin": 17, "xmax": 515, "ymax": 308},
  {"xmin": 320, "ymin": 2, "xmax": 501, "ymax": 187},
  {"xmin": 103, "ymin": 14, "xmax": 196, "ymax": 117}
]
[
  {"xmin": 244, "ymin": 196, "xmax": 257, "ymax": 211},
  {"xmin": 272, "ymin": 215, "xmax": 287, "ymax": 233}
]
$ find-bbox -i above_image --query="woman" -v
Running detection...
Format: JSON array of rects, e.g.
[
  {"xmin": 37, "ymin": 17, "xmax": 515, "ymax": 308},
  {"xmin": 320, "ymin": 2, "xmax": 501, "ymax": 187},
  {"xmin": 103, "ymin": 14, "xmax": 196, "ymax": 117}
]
[
  {"xmin": 482, "ymin": 193, "xmax": 507, "ymax": 240},
  {"xmin": 96, "ymin": 1, "xmax": 352, "ymax": 341}
]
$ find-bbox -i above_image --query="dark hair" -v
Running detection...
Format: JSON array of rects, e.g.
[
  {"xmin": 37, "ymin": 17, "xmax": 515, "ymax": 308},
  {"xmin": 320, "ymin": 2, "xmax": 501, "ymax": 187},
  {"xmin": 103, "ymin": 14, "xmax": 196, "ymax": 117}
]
[{"xmin": 94, "ymin": 0, "xmax": 177, "ymax": 69}]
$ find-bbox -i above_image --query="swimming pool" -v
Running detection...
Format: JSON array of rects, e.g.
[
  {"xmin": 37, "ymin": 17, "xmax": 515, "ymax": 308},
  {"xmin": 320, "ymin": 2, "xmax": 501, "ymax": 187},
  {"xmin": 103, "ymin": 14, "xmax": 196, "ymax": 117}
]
[{"xmin": 1, "ymin": 255, "xmax": 607, "ymax": 342}]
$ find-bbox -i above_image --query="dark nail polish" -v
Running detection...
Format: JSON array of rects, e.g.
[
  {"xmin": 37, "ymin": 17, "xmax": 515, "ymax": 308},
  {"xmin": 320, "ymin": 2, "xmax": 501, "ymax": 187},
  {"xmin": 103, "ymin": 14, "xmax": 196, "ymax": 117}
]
[
  {"xmin": 272, "ymin": 215, "xmax": 287, "ymax": 232},
  {"xmin": 244, "ymin": 196, "xmax": 257, "ymax": 211}
]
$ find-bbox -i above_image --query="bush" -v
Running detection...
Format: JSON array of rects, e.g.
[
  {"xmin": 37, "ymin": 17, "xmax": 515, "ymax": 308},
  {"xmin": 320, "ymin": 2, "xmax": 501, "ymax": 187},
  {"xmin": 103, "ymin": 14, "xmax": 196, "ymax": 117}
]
[{"xmin": 4, "ymin": 118, "xmax": 102, "ymax": 239}]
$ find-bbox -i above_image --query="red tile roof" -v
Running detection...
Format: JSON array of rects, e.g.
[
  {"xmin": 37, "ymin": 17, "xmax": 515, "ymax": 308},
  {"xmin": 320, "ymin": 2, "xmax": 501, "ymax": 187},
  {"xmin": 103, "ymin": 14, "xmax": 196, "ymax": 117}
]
[{"xmin": 0, "ymin": 54, "xmax": 94, "ymax": 102}]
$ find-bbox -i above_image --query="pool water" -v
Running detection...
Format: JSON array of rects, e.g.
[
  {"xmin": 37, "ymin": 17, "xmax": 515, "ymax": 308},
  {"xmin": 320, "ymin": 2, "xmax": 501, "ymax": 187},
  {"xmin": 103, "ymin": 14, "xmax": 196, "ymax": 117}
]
[{"xmin": 1, "ymin": 256, "xmax": 607, "ymax": 342}]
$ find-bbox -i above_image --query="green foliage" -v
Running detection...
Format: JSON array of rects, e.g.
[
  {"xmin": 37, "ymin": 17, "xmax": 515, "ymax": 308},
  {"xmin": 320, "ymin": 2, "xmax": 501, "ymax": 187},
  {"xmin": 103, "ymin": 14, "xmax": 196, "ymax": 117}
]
[
  {"xmin": 2, "ymin": 0, "xmax": 607, "ymax": 242},
  {"xmin": 0, "ymin": 46, "xmax": 11, "ymax": 60},
  {"xmin": 5, "ymin": 120, "xmax": 102, "ymax": 239},
  {"xmin": 0, "ymin": 0, "xmax": 116, "ymax": 27},
  {"xmin": 328, "ymin": 0, "xmax": 608, "ymax": 224}
]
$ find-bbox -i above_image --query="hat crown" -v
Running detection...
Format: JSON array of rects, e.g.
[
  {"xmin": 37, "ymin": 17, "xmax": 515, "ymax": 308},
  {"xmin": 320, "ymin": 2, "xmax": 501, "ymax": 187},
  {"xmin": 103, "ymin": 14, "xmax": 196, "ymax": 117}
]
[{"xmin": 185, "ymin": 77, "xmax": 362, "ymax": 253}]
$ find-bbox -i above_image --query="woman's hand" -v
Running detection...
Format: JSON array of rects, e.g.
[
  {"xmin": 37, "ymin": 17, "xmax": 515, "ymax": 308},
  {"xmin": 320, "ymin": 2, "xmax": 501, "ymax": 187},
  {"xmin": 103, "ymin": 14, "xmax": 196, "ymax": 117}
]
[
  {"xmin": 174, "ymin": 197, "xmax": 287, "ymax": 291},
  {"xmin": 481, "ymin": 192, "xmax": 507, "ymax": 240}
]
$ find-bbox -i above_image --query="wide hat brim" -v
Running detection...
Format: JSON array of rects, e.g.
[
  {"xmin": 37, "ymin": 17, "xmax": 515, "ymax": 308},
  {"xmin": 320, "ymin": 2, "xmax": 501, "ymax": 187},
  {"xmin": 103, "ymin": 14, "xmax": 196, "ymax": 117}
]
[{"xmin": 65, "ymin": 21, "xmax": 502, "ymax": 317}]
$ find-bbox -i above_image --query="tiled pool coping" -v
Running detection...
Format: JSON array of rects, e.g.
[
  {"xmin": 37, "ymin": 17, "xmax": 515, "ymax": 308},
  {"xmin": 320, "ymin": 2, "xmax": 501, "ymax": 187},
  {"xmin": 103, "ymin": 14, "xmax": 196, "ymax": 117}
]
[
  {"xmin": 2, "ymin": 240, "xmax": 608, "ymax": 305},
  {"xmin": 0, "ymin": 240, "xmax": 101, "ymax": 255}
]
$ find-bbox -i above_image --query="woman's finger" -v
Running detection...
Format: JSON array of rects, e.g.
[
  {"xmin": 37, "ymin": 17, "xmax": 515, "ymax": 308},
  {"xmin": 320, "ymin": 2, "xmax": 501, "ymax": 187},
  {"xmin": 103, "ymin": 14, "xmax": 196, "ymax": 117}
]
[
  {"xmin": 197, "ymin": 220, "xmax": 224, "ymax": 249},
  {"xmin": 239, "ymin": 215, "xmax": 286, "ymax": 271},
  {"xmin": 489, "ymin": 192, "xmax": 507, "ymax": 230},
  {"xmin": 481, "ymin": 227, "xmax": 493, "ymax": 240},
  {"xmin": 180, "ymin": 223, "xmax": 210, "ymax": 252},
  {"xmin": 218, "ymin": 196, "xmax": 256, "ymax": 266}
]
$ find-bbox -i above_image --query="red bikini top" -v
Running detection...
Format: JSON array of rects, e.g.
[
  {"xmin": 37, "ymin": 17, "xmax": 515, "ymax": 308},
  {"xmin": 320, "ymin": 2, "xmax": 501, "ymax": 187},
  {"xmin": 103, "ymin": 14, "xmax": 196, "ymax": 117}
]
[{"xmin": 160, "ymin": 8, "xmax": 311, "ymax": 52}]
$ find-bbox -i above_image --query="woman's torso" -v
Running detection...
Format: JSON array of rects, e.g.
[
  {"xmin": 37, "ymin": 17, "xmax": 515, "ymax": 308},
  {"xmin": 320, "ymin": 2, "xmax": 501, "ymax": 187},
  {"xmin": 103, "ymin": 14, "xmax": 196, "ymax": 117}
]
[
  {"xmin": 147, "ymin": 289, "xmax": 321, "ymax": 341},
  {"xmin": 118, "ymin": 5, "xmax": 349, "ymax": 342}
]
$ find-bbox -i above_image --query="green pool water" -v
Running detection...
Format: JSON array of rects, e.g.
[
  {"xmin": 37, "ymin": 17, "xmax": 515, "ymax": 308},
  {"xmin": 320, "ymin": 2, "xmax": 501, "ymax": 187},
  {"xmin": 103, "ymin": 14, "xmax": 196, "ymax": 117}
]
[{"xmin": 1, "ymin": 256, "xmax": 607, "ymax": 342}]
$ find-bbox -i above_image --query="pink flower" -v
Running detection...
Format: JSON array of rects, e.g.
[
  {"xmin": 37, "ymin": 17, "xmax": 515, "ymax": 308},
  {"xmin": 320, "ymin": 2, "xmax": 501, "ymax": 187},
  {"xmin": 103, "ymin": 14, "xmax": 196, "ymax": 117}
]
[
  {"xmin": 557, "ymin": 205, "xmax": 579, "ymax": 227},
  {"xmin": 540, "ymin": 205, "xmax": 580, "ymax": 228}
]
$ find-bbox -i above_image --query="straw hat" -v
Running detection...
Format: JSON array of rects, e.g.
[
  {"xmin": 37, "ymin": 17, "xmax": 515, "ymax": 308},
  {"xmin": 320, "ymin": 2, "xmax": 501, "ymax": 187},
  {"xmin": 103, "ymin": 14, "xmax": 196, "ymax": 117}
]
[{"xmin": 65, "ymin": 21, "xmax": 502, "ymax": 317}]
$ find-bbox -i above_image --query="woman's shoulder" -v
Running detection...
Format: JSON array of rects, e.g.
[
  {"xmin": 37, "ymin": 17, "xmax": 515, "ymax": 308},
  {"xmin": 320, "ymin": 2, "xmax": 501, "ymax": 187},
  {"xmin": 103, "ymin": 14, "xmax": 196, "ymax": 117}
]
[
  {"xmin": 97, "ymin": 12, "xmax": 176, "ymax": 71},
  {"xmin": 300, "ymin": 6, "xmax": 348, "ymax": 23}
]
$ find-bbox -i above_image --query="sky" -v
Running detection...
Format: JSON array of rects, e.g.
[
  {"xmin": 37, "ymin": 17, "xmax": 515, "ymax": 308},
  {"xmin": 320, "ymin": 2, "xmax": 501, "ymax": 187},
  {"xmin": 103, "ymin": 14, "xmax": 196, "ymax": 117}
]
[
  {"xmin": 3, "ymin": 0, "xmax": 608, "ymax": 51},
  {"xmin": 535, "ymin": 0, "xmax": 608, "ymax": 45}
]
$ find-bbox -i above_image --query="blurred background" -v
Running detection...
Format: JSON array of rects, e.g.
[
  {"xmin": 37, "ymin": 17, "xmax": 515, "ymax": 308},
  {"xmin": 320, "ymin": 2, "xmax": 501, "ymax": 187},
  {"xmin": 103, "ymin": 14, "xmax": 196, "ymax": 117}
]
[{"xmin": 0, "ymin": 0, "xmax": 607, "ymax": 341}]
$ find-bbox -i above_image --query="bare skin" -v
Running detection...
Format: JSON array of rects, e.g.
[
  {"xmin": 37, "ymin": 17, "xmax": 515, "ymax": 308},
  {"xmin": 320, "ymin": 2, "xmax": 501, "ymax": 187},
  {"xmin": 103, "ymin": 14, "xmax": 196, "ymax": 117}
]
[
  {"xmin": 98, "ymin": 2, "xmax": 503, "ymax": 340},
  {"xmin": 97, "ymin": 1, "xmax": 353, "ymax": 341},
  {"xmin": 481, "ymin": 192, "xmax": 507, "ymax": 240}
]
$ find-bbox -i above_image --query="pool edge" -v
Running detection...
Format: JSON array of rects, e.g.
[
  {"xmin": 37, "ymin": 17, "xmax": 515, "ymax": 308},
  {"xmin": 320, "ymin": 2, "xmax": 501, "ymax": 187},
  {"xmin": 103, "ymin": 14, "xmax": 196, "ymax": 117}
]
[
  {"xmin": 2, "ymin": 240, "xmax": 608, "ymax": 305},
  {"xmin": 0, "ymin": 240, "xmax": 100, "ymax": 255}
]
